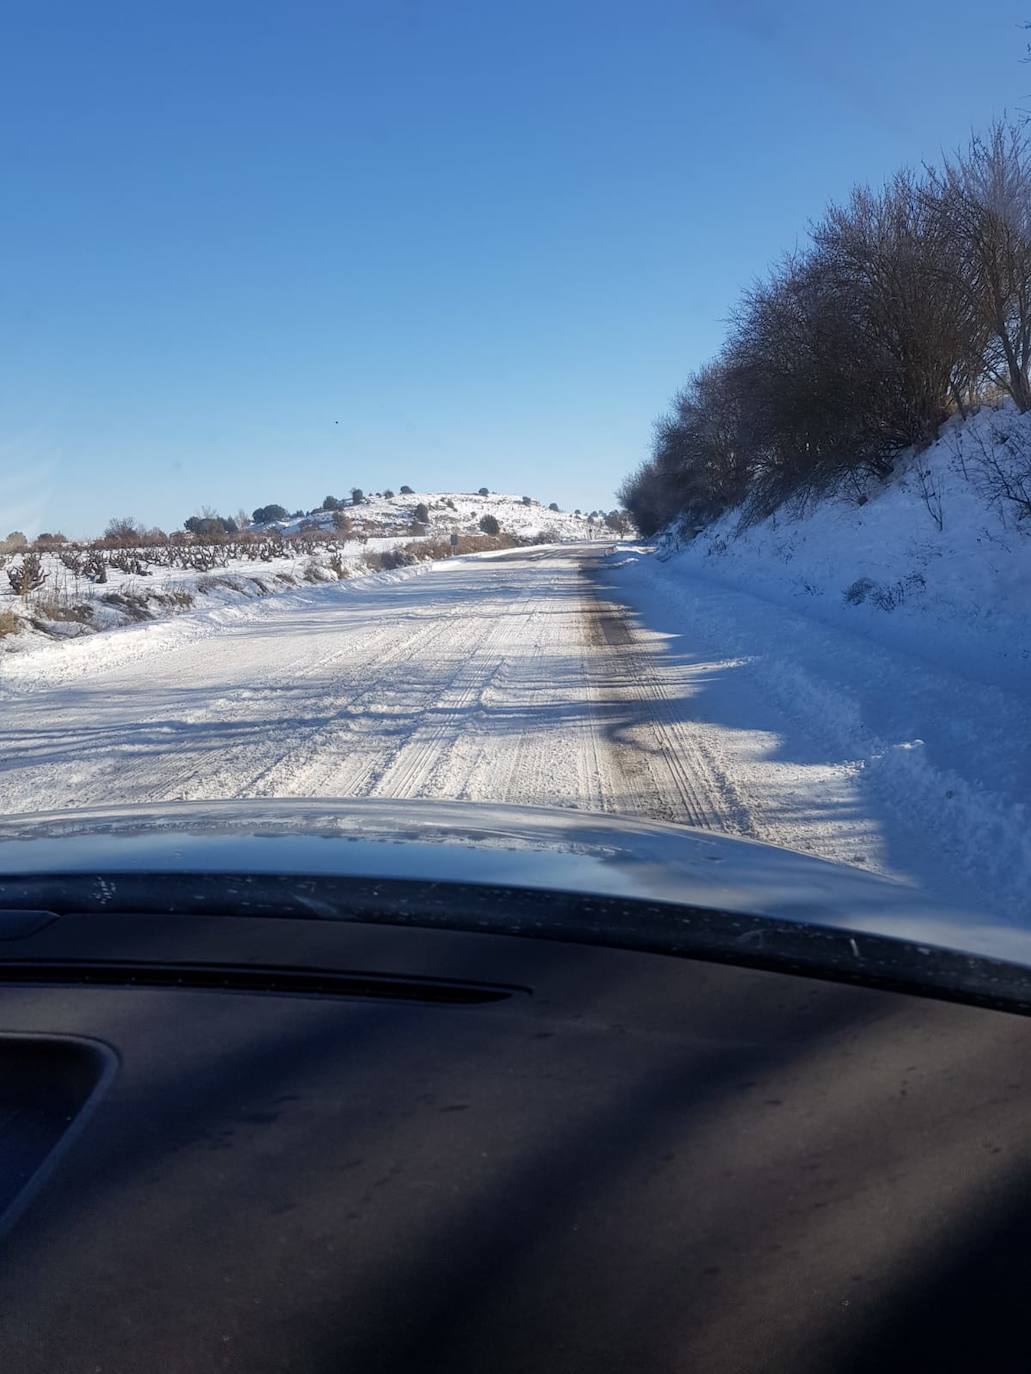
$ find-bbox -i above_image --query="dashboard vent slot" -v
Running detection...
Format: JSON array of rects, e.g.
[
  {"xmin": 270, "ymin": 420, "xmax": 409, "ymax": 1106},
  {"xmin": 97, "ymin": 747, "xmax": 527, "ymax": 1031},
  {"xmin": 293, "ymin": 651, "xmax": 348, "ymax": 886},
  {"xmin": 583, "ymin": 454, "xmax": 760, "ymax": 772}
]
[{"xmin": 0, "ymin": 959, "xmax": 520, "ymax": 1005}]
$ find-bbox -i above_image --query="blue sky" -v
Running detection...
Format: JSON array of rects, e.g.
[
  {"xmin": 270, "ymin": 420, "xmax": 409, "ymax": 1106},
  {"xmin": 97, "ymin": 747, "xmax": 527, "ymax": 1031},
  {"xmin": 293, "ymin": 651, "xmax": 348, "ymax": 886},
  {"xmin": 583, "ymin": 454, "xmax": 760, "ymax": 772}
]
[{"xmin": 1, "ymin": 0, "xmax": 1025, "ymax": 535}]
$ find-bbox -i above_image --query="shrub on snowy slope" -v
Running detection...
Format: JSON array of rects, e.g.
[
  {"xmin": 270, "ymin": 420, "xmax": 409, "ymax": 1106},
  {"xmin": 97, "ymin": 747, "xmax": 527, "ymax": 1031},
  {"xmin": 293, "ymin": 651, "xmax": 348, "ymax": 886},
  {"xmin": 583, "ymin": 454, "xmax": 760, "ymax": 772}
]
[{"xmin": 963, "ymin": 415, "xmax": 1031, "ymax": 524}]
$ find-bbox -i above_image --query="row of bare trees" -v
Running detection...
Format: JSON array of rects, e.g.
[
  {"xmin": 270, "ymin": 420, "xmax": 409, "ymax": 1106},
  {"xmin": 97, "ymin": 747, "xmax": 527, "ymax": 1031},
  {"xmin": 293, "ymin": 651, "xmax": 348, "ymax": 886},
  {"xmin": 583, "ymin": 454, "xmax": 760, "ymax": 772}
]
[{"xmin": 620, "ymin": 121, "xmax": 1031, "ymax": 535}]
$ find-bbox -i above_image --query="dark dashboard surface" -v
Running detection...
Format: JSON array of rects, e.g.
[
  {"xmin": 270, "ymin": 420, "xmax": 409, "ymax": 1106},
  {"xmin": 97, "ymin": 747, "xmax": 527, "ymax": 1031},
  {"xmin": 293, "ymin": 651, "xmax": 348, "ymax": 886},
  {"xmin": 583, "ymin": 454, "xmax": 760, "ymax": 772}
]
[{"xmin": 0, "ymin": 910, "xmax": 1030, "ymax": 1372}]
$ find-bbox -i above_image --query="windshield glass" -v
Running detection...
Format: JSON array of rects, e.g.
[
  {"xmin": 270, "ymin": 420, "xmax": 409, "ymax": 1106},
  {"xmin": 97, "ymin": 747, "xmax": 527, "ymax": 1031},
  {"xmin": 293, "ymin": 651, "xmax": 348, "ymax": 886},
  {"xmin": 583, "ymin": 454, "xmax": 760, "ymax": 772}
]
[{"xmin": 1, "ymin": 1, "xmax": 1028, "ymax": 957}]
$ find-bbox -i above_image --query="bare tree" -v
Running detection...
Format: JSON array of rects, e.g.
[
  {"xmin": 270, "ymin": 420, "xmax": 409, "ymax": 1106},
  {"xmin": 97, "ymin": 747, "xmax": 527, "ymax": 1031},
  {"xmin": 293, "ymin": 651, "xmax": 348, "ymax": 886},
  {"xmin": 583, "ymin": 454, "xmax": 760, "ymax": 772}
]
[
  {"xmin": 104, "ymin": 516, "xmax": 143, "ymax": 546},
  {"xmin": 814, "ymin": 171, "xmax": 973, "ymax": 450},
  {"xmin": 930, "ymin": 122, "xmax": 1031, "ymax": 411}
]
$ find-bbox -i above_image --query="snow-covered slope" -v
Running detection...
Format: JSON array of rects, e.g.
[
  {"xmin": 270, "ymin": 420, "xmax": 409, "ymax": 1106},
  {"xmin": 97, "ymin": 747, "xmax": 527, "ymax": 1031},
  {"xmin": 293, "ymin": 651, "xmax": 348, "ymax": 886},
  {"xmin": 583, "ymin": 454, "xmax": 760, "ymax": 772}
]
[
  {"xmin": 257, "ymin": 491, "xmax": 604, "ymax": 538},
  {"xmin": 259, "ymin": 490, "xmax": 604, "ymax": 542},
  {"xmin": 605, "ymin": 402, "xmax": 1031, "ymax": 923},
  {"xmin": 653, "ymin": 402, "xmax": 1031, "ymax": 685}
]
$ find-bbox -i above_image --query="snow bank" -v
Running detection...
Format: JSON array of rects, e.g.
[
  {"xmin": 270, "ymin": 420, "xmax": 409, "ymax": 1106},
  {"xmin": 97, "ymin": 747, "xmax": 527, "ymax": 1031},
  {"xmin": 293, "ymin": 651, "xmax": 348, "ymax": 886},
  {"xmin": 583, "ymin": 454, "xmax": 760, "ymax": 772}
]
[
  {"xmin": 607, "ymin": 404, "xmax": 1031, "ymax": 923},
  {"xmin": 655, "ymin": 403, "xmax": 1031, "ymax": 689},
  {"xmin": 0, "ymin": 556, "xmax": 442, "ymax": 693}
]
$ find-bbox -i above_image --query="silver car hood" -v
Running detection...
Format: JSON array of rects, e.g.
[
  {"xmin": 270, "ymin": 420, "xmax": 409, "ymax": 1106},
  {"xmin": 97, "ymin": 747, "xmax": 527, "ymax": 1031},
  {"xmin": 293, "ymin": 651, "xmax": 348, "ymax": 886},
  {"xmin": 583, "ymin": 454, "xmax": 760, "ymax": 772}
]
[{"xmin": 0, "ymin": 797, "xmax": 1020, "ymax": 966}]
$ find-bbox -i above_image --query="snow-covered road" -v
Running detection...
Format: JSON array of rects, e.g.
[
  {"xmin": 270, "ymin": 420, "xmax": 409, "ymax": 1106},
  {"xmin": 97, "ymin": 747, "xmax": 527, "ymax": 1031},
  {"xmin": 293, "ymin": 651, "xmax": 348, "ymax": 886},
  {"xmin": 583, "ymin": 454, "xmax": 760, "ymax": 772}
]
[
  {"xmin": 2, "ymin": 542, "xmax": 1027, "ymax": 924},
  {"xmin": 0, "ymin": 546, "xmax": 723, "ymax": 825}
]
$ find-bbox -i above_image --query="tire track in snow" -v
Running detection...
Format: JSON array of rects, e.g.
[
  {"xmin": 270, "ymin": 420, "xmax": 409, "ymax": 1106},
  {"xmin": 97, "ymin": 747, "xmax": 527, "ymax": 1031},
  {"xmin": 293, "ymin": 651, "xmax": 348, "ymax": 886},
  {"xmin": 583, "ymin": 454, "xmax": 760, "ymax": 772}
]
[
  {"xmin": 241, "ymin": 568, "xmax": 547, "ymax": 800},
  {"xmin": 367, "ymin": 628, "xmax": 519, "ymax": 800},
  {"xmin": 117, "ymin": 613, "xmax": 439, "ymax": 805},
  {"xmin": 578, "ymin": 563, "xmax": 751, "ymax": 832},
  {"xmin": 485, "ymin": 585, "xmax": 613, "ymax": 812},
  {"xmin": 233, "ymin": 610, "xmax": 479, "ymax": 799}
]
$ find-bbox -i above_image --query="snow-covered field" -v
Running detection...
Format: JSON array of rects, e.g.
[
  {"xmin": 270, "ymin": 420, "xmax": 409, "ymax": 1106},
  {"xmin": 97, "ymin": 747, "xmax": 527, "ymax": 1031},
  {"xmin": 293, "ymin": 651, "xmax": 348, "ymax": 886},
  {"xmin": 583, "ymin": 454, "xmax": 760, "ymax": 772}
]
[{"xmin": 0, "ymin": 535, "xmax": 415, "ymax": 644}]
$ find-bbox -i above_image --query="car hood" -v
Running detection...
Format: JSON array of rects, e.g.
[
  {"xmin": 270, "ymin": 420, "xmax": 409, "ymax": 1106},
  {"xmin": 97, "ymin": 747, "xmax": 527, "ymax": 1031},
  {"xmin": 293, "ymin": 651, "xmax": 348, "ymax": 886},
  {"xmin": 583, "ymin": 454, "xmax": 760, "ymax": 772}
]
[{"xmin": 0, "ymin": 797, "xmax": 1022, "ymax": 966}]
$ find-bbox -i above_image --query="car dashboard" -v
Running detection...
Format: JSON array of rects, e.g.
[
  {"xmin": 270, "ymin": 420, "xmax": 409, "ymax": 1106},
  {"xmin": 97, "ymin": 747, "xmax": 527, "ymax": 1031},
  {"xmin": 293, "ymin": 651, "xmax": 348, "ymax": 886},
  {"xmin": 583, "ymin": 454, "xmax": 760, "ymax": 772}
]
[{"xmin": 0, "ymin": 899, "xmax": 1030, "ymax": 1373}]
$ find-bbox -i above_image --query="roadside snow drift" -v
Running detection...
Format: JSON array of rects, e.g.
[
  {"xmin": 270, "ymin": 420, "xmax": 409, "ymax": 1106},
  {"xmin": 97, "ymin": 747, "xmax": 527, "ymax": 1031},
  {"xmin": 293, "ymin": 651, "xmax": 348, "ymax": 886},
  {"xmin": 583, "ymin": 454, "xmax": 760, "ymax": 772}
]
[{"xmin": 609, "ymin": 402, "xmax": 1031, "ymax": 925}]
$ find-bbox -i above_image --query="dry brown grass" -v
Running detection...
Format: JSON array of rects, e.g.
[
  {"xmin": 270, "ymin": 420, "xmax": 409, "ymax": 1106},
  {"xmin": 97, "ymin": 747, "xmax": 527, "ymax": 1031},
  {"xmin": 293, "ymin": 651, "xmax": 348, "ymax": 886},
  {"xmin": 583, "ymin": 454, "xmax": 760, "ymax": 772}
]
[
  {"xmin": 31, "ymin": 597, "xmax": 93, "ymax": 624},
  {"xmin": 0, "ymin": 608, "xmax": 21, "ymax": 638},
  {"xmin": 401, "ymin": 532, "xmax": 521, "ymax": 562}
]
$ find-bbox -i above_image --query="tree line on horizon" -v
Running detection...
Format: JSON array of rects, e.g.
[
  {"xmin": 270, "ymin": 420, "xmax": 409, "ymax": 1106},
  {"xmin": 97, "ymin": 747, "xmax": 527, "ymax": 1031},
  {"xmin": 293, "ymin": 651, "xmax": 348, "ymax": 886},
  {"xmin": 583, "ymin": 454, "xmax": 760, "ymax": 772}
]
[{"xmin": 619, "ymin": 120, "xmax": 1031, "ymax": 536}]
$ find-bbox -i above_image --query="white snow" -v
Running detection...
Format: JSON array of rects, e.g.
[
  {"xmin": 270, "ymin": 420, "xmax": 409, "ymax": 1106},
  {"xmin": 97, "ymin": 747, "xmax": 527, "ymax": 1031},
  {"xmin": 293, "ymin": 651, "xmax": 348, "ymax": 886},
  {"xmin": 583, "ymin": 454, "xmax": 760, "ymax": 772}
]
[
  {"xmin": 2, "ymin": 412, "xmax": 1027, "ymax": 937},
  {"xmin": 654, "ymin": 403, "xmax": 1031, "ymax": 689},
  {"xmin": 257, "ymin": 489, "xmax": 606, "ymax": 543},
  {"xmin": 0, "ymin": 547, "xmax": 636, "ymax": 820},
  {"xmin": 607, "ymin": 402, "xmax": 1031, "ymax": 924}
]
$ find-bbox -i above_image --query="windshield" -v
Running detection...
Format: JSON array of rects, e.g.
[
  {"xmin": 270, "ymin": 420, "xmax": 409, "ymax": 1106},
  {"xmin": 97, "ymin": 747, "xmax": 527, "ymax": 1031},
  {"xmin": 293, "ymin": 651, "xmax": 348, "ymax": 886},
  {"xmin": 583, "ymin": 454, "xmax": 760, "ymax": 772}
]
[{"xmin": 1, "ymin": 2, "xmax": 1028, "ymax": 954}]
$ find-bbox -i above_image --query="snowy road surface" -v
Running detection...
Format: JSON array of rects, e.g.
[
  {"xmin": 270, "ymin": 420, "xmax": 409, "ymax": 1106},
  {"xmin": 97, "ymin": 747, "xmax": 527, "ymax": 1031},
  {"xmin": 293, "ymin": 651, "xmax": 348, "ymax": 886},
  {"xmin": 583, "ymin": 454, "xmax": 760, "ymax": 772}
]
[
  {"xmin": 2, "ymin": 543, "xmax": 1027, "ymax": 923},
  {"xmin": 0, "ymin": 547, "xmax": 719, "ymax": 824}
]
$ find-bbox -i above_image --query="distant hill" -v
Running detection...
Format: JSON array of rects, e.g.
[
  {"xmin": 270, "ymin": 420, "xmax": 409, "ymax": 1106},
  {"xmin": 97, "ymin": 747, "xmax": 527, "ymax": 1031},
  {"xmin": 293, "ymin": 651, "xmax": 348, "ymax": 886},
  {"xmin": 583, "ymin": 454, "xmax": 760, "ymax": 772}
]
[{"xmin": 254, "ymin": 491, "xmax": 614, "ymax": 542}]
